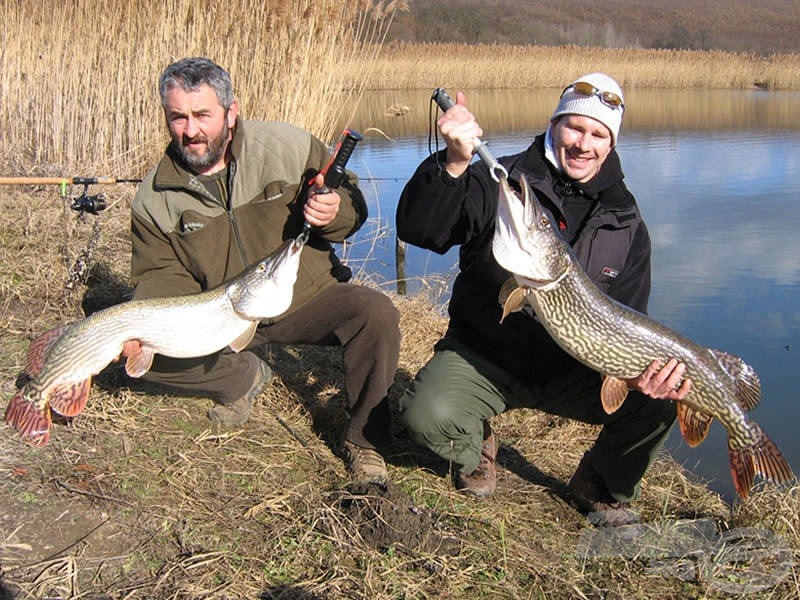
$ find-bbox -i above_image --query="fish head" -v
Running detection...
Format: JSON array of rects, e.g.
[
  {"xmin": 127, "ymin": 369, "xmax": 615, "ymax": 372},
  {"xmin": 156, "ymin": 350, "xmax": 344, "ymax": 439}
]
[
  {"xmin": 227, "ymin": 238, "xmax": 304, "ymax": 320},
  {"xmin": 492, "ymin": 174, "xmax": 571, "ymax": 287}
]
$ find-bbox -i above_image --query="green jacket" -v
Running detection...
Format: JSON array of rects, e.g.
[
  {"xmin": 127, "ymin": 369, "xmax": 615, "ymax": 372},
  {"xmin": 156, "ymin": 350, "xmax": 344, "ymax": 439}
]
[{"xmin": 130, "ymin": 119, "xmax": 367, "ymax": 320}]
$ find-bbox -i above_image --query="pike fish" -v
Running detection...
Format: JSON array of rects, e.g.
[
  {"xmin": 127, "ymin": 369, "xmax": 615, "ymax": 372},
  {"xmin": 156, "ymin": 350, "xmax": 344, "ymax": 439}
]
[
  {"xmin": 4, "ymin": 238, "xmax": 304, "ymax": 447},
  {"xmin": 492, "ymin": 175, "xmax": 794, "ymax": 499}
]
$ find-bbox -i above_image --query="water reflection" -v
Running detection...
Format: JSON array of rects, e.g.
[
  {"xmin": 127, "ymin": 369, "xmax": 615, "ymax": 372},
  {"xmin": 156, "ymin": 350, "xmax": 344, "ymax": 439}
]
[
  {"xmin": 623, "ymin": 131, "xmax": 800, "ymax": 325},
  {"xmin": 338, "ymin": 88, "xmax": 800, "ymax": 501},
  {"xmin": 340, "ymin": 88, "xmax": 800, "ymax": 139}
]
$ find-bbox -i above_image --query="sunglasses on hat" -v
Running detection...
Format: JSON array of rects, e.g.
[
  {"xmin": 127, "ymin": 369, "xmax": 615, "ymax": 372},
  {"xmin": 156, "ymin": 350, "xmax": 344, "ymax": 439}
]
[{"xmin": 562, "ymin": 81, "xmax": 624, "ymax": 110}]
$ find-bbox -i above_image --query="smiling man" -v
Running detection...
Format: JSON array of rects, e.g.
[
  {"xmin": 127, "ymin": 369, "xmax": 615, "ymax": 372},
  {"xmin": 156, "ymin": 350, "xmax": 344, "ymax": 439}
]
[{"xmin": 395, "ymin": 73, "xmax": 691, "ymax": 525}]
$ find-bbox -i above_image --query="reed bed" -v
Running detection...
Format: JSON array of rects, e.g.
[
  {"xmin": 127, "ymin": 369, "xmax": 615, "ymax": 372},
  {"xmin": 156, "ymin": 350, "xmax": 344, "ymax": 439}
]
[
  {"xmin": 363, "ymin": 42, "xmax": 800, "ymax": 91},
  {"xmin": 0, "ymin": 0, "xmax": 402, "ymax": 175},
  {"xmin": 345, "ymin": 87, "xmax": 800, "ymax": 145},
  {"xmin": 2, "ymin": 1, "xmax": 799, "ymax": 178}
]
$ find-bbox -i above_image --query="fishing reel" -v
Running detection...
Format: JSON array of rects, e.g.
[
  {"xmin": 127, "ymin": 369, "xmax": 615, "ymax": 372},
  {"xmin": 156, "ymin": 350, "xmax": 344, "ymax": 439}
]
[{"xmin": 71, "ymin": 182, "xmax": 107, "ymax": 215}]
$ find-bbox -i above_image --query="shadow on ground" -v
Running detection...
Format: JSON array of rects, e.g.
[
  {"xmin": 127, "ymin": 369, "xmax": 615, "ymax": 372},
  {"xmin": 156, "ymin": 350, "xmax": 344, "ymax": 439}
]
[{"xmin": 260, "ymin": 585, "xmax": 327, "ymax": 600}]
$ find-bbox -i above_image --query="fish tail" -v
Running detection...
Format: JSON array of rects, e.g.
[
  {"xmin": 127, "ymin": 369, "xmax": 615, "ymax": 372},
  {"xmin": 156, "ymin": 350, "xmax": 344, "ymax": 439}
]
[
  {"xmin": 728, "ymin": 429, "xmax": 795, "ymax": 499},
  {"xmin": 4, "ymin": 389, "xmax": 51, "ymax": 447}
]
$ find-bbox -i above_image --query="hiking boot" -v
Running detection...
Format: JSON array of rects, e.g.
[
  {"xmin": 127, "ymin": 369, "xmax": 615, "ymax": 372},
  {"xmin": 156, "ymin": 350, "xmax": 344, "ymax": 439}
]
[
  {"xmin": 455, "ymin": 421, "xmax": 497, "ymax": 497},
  {"xmin": 568, "ymin": 455, "xmax": 639, "ymax": 526},
  {"xmin": 343, "ymin": 440, "xmax": 388, "ymax": 482},
  {"xmin": 207, "ymin": 357, "xmax": 273, "ymax": 427}
]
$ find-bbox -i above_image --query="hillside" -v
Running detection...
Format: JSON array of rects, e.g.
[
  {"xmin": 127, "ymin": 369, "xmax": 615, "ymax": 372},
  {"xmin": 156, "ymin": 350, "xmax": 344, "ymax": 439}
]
[{"xmin": 388, "ymin": 0, "xmax": 800, "ymax": 54}]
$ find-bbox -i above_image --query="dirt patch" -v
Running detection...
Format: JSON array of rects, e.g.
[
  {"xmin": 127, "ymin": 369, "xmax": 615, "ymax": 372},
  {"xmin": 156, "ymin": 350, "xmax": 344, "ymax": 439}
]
[{"xmin": 320, "ymin": 481, "xmax": 462, "ymax": 556}]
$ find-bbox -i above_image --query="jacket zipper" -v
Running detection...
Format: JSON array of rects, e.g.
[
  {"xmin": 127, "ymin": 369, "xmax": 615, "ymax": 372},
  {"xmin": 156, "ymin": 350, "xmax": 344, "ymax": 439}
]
[{"xmin": 225, "ymin": 159, "xmax": 250, "ymax": 267}]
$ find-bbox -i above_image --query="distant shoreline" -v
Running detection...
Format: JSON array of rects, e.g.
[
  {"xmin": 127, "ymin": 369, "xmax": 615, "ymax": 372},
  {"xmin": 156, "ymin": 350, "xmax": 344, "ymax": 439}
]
[{"xmin": 359, "ymin": 42, "xmax": 800, "ymax": 91}]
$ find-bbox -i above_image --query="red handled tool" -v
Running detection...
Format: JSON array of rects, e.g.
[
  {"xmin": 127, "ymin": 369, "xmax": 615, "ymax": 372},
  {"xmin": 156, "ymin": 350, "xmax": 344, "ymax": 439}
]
[{"xmin": 297, "ymin": 128, "xmax": 362, "ymax": 244}]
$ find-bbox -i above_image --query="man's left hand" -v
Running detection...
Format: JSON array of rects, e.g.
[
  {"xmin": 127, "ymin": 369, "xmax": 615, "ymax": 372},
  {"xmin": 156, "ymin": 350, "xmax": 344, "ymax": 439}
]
[{"xmin": 626, "ymin": 358, "xmax": 692, "ymax": 401}]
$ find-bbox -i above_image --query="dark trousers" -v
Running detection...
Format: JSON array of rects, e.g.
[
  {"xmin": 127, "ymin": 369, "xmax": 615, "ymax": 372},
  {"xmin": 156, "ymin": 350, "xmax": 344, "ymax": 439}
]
[
  {"xmin": 394, "ymin": 335, "xmax": 676, "ymax": 502},
  {"xmin": 141, "ymin": 283, "xmax": 401, "ymax": 449}
]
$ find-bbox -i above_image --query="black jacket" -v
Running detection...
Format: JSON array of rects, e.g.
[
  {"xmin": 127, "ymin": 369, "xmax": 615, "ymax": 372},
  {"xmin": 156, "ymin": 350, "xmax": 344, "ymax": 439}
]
[{"xmin": 396, "ymin": 134, "xmax": 651, "ymax": 384}]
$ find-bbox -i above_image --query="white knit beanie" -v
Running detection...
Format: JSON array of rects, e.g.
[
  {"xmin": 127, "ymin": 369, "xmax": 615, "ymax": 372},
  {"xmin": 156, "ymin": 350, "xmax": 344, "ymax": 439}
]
[{"xmin": 551, "ymin": 72, "xmax": 625, "ymax": 145}]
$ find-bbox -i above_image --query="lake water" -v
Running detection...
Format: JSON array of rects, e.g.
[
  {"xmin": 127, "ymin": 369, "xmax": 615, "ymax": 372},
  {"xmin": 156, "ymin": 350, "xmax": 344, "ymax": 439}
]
[{"xmin": 336, "ymin": 88, "xmax": 800, "ymax": 501}]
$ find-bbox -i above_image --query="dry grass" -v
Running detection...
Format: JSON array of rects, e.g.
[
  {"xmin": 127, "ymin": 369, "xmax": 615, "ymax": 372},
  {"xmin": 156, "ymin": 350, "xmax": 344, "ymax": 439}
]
[
  {"xmin": 0, "ymin": 0, "xmax": 401, "ymax": 175},
  {"xmin": 391, "ymin": 0, "xmax": 800, "ymax": 55},
  {"xmin": 1, "ymin": 187, "xmax": 799, "ymax": 600},
  {"xmin": 363, "ymin": 42, "xmax": 800, "ymax": 91},
  {"xmin": 1, "ymin": 1, "xmax": 799, "ymax": 597}
]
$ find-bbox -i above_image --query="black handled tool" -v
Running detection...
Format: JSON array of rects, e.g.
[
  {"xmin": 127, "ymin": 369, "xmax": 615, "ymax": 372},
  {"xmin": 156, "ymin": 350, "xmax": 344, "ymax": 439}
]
[
  {"xmin": 317, "ymin": 128, "xmax": 362, "ymax": 191},
  {"xmin": 431, "ymin": 87, "xmax": 508, "ymax": 182},
  {"xmin": 297, "ymin": 128, "xmax": 363, "ymax": 243}
]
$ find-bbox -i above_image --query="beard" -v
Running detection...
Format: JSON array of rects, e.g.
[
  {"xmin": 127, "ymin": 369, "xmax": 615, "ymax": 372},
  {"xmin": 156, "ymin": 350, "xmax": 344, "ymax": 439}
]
[{"xmin": 172, "ymin": 119, "xmax": 231, "ymax": 171}]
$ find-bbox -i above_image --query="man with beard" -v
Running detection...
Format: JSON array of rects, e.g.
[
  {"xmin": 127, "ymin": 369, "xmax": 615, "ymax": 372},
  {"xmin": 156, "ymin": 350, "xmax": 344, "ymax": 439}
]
[{"xmin": 128, "ymin": 57, "xmax": 400, "ymax": 482}]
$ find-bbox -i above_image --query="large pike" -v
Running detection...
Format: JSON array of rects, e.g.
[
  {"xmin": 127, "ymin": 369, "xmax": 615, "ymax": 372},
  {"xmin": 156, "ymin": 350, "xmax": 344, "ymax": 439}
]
[
  {"xmin": 5, "ymin": 238, "xmax": 304, "ymax": 447},
  {"xmin": 492, "ymin": 175, "xmax": 794, "ymax": 499}
]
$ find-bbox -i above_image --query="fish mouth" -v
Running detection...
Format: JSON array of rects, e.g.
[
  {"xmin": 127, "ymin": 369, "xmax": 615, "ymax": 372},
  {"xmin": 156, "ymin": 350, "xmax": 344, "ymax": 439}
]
[
  {"xmin": 228, "ymin": 237, "xmax": 304, "ymax": 320},
  {"xmin": 290, "ymin": 235, "xmax": 305, "ymax": 254},
  {"xmin": 492, "ymin": 175, "xmax": 564, "ymax": 286},
  {"xmin": 493, "ymin": 178, "xmax": 534, "ymax": 272},
  {"xmin": 266, "ymin": 239, "xmax": 302, "ymax": 277}
]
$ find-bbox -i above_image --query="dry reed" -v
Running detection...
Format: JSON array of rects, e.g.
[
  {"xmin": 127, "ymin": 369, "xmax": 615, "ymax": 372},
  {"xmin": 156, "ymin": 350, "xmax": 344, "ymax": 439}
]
[
  {"xmin": 3, "ymin": 2, "xmax": 799, "ymax": 179},
  {"xmin": 364, "ymin": 41, "xmax": 800, "ymax": 91},
  {"xmin": 0, "ymin": 0, "xmax": 402, "ymax": 175}
]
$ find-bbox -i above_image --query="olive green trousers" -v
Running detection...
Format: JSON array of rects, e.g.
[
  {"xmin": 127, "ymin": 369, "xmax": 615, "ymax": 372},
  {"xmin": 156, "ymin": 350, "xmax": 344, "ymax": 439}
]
[{"xmin": 394, "ymin": 336, "xmax": 676, "ymax": 502}]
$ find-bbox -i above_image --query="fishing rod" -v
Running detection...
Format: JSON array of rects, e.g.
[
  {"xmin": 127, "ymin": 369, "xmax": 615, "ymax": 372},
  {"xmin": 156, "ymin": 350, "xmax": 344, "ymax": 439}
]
[
  {"xmin": 0, "ymin": 176, "xmax": 142, "ymax": 215},
  {"xmin": 431, "ymin": 87, "xmax": 508, "ymax": 183}
]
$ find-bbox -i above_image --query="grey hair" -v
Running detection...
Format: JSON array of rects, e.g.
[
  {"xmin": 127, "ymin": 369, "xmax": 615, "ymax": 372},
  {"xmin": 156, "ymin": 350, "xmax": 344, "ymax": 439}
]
[{"xmin": 158, "ymin": 57, "xmax": 234, "ymax": 109}]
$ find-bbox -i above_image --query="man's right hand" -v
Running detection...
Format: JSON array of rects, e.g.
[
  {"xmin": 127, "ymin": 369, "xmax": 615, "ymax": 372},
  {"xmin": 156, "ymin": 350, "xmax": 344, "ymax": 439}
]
[{"xmin": 438, "ymin": 91, "xmax": 483, "ymax": 177}]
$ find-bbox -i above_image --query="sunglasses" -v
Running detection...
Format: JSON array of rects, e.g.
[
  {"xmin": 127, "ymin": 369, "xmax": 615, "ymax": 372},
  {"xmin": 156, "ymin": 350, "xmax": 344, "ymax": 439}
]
[{"xmin": 563, "ymin": 81, "xmax": 624, "ymax": 110}]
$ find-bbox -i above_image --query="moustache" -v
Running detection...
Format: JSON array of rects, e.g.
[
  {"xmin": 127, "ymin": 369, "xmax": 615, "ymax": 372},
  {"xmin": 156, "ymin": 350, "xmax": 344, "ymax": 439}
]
[{"xmin": 182, "ymin": 133, "xmax": 208, "ymax": 145}]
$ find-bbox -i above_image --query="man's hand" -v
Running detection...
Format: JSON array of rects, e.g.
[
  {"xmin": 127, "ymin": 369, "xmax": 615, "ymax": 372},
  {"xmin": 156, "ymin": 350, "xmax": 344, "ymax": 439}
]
[
  {"xmin": 305, "ymin": 172, "xmax": 341, "ymax": 227},
  {"xmin": 626, "ymin": 358, "xmax": 692, "ymax": 401},
  {"xmin": 437, "ymin": 91, "xmax": 483, "ymax": 177},
  {"xmin": 120, "ymin": 340, "xmax": 142, "ymax": 360}
]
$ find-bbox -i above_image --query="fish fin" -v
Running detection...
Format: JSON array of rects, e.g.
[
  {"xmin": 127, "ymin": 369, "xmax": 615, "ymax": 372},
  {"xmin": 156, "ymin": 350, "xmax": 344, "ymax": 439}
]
[
  {"xmin": 125, "ymin": 346, "xmax": 155, "ymax": 378},
  {"xmin": 709, "ymin": 348, "xmax": 761, "ymax": 411},
  {"xmin": 500, "ymin": 287, "xmax": 530, "ymax": 323},
  {"xmin": 24, "ymin": 323, "xmax": 72, "ymax": 377},
  {"xmin": 728, "ymin": 445, "xmax": 756, "ymax": 499},
  {"xmin": 49, "ymin": 378, "xmax": 91, "ymax": 417},
  {"xmin": 600, "ymin": 376, "xmax": 629, "ymax": 414},
  {"xmin": 676, "ymin": 401, "xmax": 713, "ymax": 447},
  {"xmin": 229, "ymin": 322, "xmax": 257, "ymax": 352},
  {"xmin": 498, "ymin": 277, "xmax": 519, "ymax": 306},
  {"xmin": 4, "ymin": 389, "xmax": 51, "ymax": 447},
  {"xmin": 728, "ymin": 426, "xmax": 796, "ymax": 499},
  {"xmin": 753, "ymin": 436, "xmax": 796, "ymax": 486}
]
